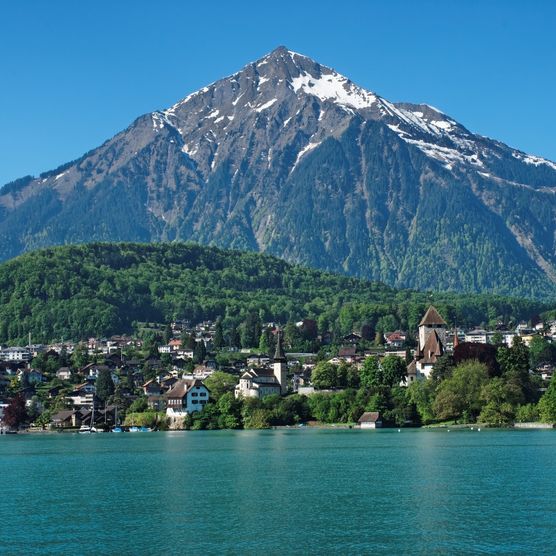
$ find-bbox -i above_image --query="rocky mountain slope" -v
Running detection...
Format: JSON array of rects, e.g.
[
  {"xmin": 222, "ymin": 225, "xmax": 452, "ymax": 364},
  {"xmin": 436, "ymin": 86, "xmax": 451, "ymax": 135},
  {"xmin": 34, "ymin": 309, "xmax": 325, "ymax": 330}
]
[{"xmin": 1, "ymin": 46, "xmax": 556, "ymax": 298}]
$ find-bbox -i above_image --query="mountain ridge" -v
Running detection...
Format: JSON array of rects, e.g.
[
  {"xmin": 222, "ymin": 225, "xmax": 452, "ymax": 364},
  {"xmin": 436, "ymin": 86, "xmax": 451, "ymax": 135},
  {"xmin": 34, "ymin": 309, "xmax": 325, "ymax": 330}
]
[{"xmin": 1, "ymin": 46, "xmax": 556, "ymax": 298}]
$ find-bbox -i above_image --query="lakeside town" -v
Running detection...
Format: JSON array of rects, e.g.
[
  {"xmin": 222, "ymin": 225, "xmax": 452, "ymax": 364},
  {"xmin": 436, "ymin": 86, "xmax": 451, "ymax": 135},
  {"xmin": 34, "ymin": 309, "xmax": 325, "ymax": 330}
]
[{"xmin": 1, "ymin": 306, "xmax": 556, "ymax": 433}]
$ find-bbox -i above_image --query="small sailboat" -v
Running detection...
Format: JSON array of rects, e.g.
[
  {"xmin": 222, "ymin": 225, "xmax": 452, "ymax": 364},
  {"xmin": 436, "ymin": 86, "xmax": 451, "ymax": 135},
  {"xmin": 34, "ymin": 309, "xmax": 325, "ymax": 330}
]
[
  {"xmin": 111, "ymin": 407, "xmax": 123, "ymax": 432},
  {"xmin": 79, "ymin": 405, "xmax": 98, "ymax": 434}
]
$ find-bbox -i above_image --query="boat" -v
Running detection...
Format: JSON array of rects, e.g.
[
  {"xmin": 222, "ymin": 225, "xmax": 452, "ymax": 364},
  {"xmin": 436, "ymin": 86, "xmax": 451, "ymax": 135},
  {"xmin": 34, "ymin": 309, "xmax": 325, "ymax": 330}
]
[
  {"xmin": 112, "ymin": 426, "xmax": 123, "ymax": 433},
  {"xmin": 78, "ymin": 405, "xmax": 98, "ymax": 434},
  {"xmin": 78, "ymin": 425, "xmax": 98, "ymax": 434},
  {"xmin": 129, "ymin": 425, "xmax": 152, "ymax": 432}
]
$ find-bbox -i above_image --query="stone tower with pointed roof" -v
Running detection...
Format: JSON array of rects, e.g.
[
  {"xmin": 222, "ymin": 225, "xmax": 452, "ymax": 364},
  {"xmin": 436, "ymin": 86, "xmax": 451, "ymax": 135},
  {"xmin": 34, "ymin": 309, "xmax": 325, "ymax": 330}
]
[
  {"xmin": 409, "ymin": 305, "xmax": 447, "ymax": 380},
  {"xmin": 418, "ymin": 306, "xmax": 447, "ymax": 352},
  {"xmin": 273, "ymin": 330, "xmax": 288, "ymax": 394}
]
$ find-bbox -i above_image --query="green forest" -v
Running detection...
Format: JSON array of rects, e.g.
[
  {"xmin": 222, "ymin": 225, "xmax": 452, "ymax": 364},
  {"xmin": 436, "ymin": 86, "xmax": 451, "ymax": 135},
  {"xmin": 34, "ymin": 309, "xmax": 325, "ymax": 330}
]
[{"xmin": 0, "ymin": 242, "xmax": 549, "ymax": 345}]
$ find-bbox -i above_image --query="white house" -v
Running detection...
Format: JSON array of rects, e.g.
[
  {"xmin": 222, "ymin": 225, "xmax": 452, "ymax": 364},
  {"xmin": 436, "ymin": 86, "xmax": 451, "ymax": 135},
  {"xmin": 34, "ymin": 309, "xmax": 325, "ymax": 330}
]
[
  {"xmin": 56, "ymin": 367, "xmax": 72, "ymax": 381},
  {"xmin": 67, "ymin": 382, "xmax": 96, "ymax": 408},
  {"xmin": 165, "ymin": 379, "xmax": 210, "ymax": 416},
  {"xmin": 464, "ymin": 329, "xmax": 488, "ymax": 344},
  {"xmin": 0, "ymin": 347, "xmax": 32, "ymax": 362}
]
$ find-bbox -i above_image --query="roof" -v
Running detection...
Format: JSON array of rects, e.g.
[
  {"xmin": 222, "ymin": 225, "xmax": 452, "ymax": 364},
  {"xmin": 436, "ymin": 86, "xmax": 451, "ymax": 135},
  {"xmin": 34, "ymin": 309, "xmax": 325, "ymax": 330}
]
[
  {"xmin": 274, "ymin": 330, "xmax": 286, "ymax": 362},
  {"xmin": 406, "ymin": 360, "xmax": 417, "ymax": 375},
  {"xmin": 51, "ymin": 410, "xmax": 77, "ymax": 422},
  {"xmin": 358, "ymin": 412, "xmax": 381, "ymax": 424},
  {"xmin": 419, "ymin": 306, "xmax": 447, "ymax": 327},
  {"xmin": 339, "ymin": 346, "xmax": 357, "ymax": 357},
  {"xmin": 165, "ymin": 379, "xmax": 206, "ymax": 399},
  {"xmin": 419, "ymin": 331, "xmax": 444, "ymax": 364}
]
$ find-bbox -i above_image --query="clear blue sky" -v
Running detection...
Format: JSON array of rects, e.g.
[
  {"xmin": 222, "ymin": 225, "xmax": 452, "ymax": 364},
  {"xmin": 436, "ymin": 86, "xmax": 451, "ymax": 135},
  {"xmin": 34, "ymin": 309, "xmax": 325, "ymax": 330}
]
[{"xmin": 1, "ymin": 0, "xmax": 555, "ymax": 185}]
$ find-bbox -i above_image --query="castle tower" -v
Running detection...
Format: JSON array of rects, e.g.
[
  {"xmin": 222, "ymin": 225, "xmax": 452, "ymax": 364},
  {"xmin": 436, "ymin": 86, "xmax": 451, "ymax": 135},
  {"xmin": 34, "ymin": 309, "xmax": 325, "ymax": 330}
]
[
  {"xmin": 418, "ymin": 306, "xmax": 447, "ymax": 352},
  {"xmin": 273, "ymin": 330, "xmax": 288, "ymax": 395}
]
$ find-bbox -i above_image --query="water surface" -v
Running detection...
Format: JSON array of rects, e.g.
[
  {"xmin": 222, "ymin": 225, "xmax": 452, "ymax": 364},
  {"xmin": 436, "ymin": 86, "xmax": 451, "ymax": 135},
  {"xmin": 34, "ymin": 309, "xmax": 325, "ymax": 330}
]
[{"xmin": 1, "ymin": 428, "xmax": 554, "ymax": 555}]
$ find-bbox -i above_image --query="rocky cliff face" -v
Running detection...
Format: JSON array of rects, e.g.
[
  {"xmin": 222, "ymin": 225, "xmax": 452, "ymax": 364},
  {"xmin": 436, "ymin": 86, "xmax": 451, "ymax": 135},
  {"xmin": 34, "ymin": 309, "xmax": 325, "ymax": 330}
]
[{"xmin": 2, "ymin": 46, "xmax": 556, "ymax": 297}]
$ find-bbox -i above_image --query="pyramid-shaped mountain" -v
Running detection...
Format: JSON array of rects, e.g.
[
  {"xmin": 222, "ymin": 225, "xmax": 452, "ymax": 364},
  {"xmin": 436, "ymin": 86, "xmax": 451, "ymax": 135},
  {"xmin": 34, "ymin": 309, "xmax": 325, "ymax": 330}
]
[{"xmin": 2, "ymin": 46, "xmax": 556, "ymax": 298}]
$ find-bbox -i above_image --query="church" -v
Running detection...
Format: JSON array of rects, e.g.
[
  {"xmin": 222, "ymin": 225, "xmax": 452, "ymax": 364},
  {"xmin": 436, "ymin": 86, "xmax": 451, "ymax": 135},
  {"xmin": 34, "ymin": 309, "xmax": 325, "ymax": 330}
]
[
  {"xmin": 234, "ymin": 331, "xmax": 288, "ymax": 399},
  {"xmin": 406, "ymin": 306, "xmax": 447, "ymax": 383}
]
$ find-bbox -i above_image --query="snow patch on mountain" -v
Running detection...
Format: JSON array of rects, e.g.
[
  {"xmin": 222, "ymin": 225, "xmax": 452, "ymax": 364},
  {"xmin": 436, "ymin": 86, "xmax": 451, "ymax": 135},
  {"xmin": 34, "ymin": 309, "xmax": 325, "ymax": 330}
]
[
  {"xmin": 512, "ymin": 152, "xmax": 556, "ymax": 171},
  {"xmin": 255, "ymin": 98, "xmax": 278, "ymax": 112},
  {"xmin": 291, "ymin": 71, "xmax": 376, "ymax": 109},
  {"xmin": 291, "ymin": 141, "xmax": 321, "ymax": 172}
]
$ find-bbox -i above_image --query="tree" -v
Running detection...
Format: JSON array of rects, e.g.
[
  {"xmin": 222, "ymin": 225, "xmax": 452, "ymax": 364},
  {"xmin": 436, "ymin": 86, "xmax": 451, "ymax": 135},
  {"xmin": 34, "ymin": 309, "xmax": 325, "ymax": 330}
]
[
  {"xmin": 490, "ymin": 331, "xmax": 504, "ymax": 346},
  {"xmin": 515, "ymin": 403, "xmax": 539, "ymax": 423},
  {"xmin": 430, "ymin": 354, "xmax": 454, "ymax": 383},
  {"xmin": 407, "ymin": 380, "xmax": 437, "ymax": 424},
  {"xmin": 528, "ymin": 335, "xmax": 555, "ymax": 368},
  {"xmin": 193, "ymin": 341, "xmax": 207, "ymax": 364},
  {"xmin": 497, "ymin": 336, "xmax": 534, "ymax": 402},
  {"xmin": 204, "ymin": 371, "xmax": 238, "ymax": 401},
  {"xmin": 240, "ymin": 312, "xmax": 262, "ymax": 348},
  {"xmin": 284, "ymin": 321, "xmax": 302, "ymax": 350},
  {"xmin": 216, "ymin": 392, "xmax": 242, "ymax": 429},
  {"xmin": 3, "ymin": 395, "xmax": 28, "ymax": 428},
  {"xmin": 380, "ymin": 356, "xmax": 407, "ymax": 389},
  {"xmin": 258, "ymin": 327, "xmax": 271, "ymax": 352},
  {"xmin": 478, "ymin": 377, "xmax": 522, "ymax": 425},
  {"xmin": 96, "ymin": 368, "xmax": 115, "ymax": 403},
  {"xmin": 538, "ymin": 375, "xmax": 556, "ymax": 423},
  {"xmin": 360, "ymin": 356, "xmax": 380, "ymax": 389},
  {"xmin": 228, "ymin": 327, "xmax": 241, "ymax": 349},
  {"xmin": 359, "ymin": 355, "xmax": 406, "ymax": 390},
  {"xmin": 71, "ymin": 344, "xmax": 89, "ymax": 369},
  {"xmin": 497, "ymin": 336, "xmax": 529, "ymax": 376},
  {"xmin": 163, "ymin": 324, "xmax": 172, "ymax": 344},
  {"xmin": 160, "ymin": 353, "xmax": 172, "ymax": 367},
  {"xmin": 433, "ymin": 360, "xmax": 489, "ymax": 422},
  {"xmin": 128, "ymin": 396, "xmax": 148, "ymax": 413},
  {"xmin": 213, "ymin": 317, "xmax": 224, "ymax": 350},
  {"xmin": 311, "ymin": 362, "xmax": 338, "ymax": 390},
  {"xmin": 182, "ymin": 332, "xmax": 196, "ymax": 350}
]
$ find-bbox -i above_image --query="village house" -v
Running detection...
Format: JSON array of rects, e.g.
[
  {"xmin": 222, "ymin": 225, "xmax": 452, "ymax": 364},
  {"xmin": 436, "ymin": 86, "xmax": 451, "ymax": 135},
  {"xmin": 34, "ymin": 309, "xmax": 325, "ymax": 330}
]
[
  {"xmin": 358, "ymin": 412, "xmax": 382, "ymax": 429},
  {"xmin": 385, "ymin": 331, "xmax": 406, "ymax": 348},
  {"xmin": 0, "ymin": 347, "xmax": 32, "ymax": 362},
  {"xmin": 142, "ymin": 379, "xmax": 162, "ymax": 396},
  {"xmin": 165, "ymin": 379, "xmax": 210, "ymax": 416},
  {"xmin": 56, "ymin": 367, "xmax": 72, "ymax": 381},
  {"xmin": 464, "ymin": 329, "xmax": 488, "ymax": 344},
  {"xmin": 247, "ymin": 354, "xmax": 270, "ymax": 367},
  {"xmin": 51, "ymin": 409, "xmax": 83, "ymax": 429},
  {"xmin": 67, "ymin": 382, "xmax": 96, "ymax": 408}
]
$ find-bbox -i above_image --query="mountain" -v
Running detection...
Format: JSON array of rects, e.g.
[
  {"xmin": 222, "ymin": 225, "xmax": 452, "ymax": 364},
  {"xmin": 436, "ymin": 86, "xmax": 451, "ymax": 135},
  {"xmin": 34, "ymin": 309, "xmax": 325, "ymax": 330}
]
[
  {"xmin": 1, "ymin": 46, "xmax": 556, "ymax": 298},
  {"xmin": 0, "ymin": 242, "xmax": 544, "ymax": 344}
]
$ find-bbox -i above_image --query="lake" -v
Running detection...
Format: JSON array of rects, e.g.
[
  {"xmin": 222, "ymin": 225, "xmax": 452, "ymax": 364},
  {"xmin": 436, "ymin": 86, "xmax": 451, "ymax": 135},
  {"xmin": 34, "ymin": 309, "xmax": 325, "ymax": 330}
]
[{"xmin": 1, "ymin": 428, "xmax": 555, "ymax": 555}]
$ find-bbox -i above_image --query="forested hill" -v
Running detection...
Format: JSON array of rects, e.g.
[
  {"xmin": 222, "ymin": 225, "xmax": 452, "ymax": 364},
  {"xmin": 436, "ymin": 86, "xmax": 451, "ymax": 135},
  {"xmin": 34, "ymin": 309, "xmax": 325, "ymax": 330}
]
[{"xmin": 0, "ymin": 242, "xmax": 547, "ymax": 344}]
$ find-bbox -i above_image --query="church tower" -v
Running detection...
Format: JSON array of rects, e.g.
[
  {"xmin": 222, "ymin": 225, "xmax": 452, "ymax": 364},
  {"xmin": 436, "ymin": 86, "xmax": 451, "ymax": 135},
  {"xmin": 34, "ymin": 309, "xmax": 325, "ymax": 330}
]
[
  {"xmin": 418, "ymin": 306, "xmax": 447, "ymax": 351},
  {"xmin": 273, "ymin": 330, "xmax": 288, "ymax": 395}
]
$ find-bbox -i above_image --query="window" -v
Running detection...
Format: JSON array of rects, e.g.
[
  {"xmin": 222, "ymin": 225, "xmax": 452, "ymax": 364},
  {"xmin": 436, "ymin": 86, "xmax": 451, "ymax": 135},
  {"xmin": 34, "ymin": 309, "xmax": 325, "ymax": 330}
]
[
  {"xmin": 199, "ymin": 392, "xmax": 207, "ymax": 397},
  {"xmin": 191, "ymin": 392, "xmax": 198, "ymax": 397}
]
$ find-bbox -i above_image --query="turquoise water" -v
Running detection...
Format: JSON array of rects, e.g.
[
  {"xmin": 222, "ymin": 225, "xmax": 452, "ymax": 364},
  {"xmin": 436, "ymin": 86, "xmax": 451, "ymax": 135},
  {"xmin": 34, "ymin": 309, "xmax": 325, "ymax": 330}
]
[{"xmin": 1, "ymin": 428, "xmax": 555, "ymax": 555}]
